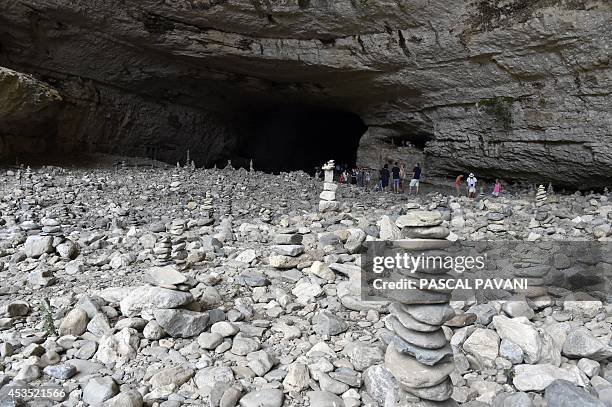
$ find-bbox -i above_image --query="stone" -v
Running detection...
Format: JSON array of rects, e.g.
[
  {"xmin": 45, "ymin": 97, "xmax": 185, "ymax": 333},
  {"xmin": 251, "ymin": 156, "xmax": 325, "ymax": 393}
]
[
  {"xmin": 385, "ymin": 344, "xmax": 455, "ymax": 389},
  {"xmin": 387, "ymin": 316, "xmax": 448, "ymax": 349},
  {"xmin": 153, "ymin": 309, "xmax": 209, "ymax": 338},
  {"xmin": 15, "ymin": 365, "xmax": 41, "ymax": 382},
  {"xmin": 512, "ymin": 364, "xmax": 587, "ymax": 392},
  {"xmin": 562, "ymin": 327, "xmax": 612, "ymax": 361},
  {"xmin": 283, "ymin": 362, "xmax": 310, "ymax": 392},
  {"xmin": 499, "ymin": 339, "xmax": 524, "ymax": 364},
  {"xmin": 59, "ymin": 308, "xmax": 89, "ymax": 336},
  {"xmin": 463, "ymin": 328, "xmax": 500, "ymax": 365},
  {"xmin": 43, "ymin": 363, "xmax": 77, "ymax": 380},
  {"xmin": 94, "ymin": 327, "xmax": 139, "ymax": 366},
  {"xmin": 403, "ymin": 303, "xmax": 455, "ymax": 326},
  {"xmin": 493, "ymin": 316, "xmax": 541, "ymax": 364},
  {"xmin": 306, "ymin": 391, "xmax": 345, "ymax": 407},
  {"xmin": 383, "ymin": 332, "xmax": 454, "ymax": 366},
  {"xmin": 230, "ymin": 335, "xmax": 260, "ymax": 355},
  {"xmin": 491, "ymin": 392, "xmax": 533, "ymax": 407},
  {"xmin": 247, "ymin": 350, "xmax": 275, "ymax": 376},
  {"xmin": 150, "ymin": 367, "xmax": 195, "ymax": 388},
  {"xmin": 195, "ymin": 366, "xmax": 235, "ymax": 404},
  {"xmin": 544, "ymin": 379, "xmax": 605, "ymax": 407},
  {"xmin": 378, "ymin": 215, "xmax": 402, "ymax": 240},
  {"xmin": 343, "ymin": 341, "xmax": 384, "ymax": 372},
  {"xmin": 82, "ymin": 376, "xmax": 119, "ymax": 405},
  {"xmin": 577, "ymin": 358, "xmax": 600, "ymax": 378},
  {"xmin": 395, "ymin": 211, "xmax": 443, "ymax": 228},
  {"xmin": 405, "ymin": 377, "xmax": 453, "ymax": 402},
  {"xmin": 146, "ymin": 266, "xmax": 187, "ymax": 286},
  {"xmin": 312, "ymin": 311, "xmax": 348, "ymax": 336},
  {"xmin": 239, "ymin": 389, "xmax": 283, "ymax": 407},
  {"xmin": 120, "ymin": 286, "xmax": 193, "ymax": 317},
  {"xmin": 87, "ymin": 312, "xmax": 113, "ymax": 337},
  {"xmin": 56, "ymin": 240, "xmax": 79, "ymax": 259},
  {"xmin": 24, "ymin": 235, "xmax": 53, "ymax": 258},
  {"xmin": 103, "ymin": 390, "xmax": 143, "ymax": 407},
  {"xmin": 198, "ymin": 332, "xmax": 224, "ymax": 349},
  {"xmin": 363, "ymin": 364, "xmax": 396, "ymax": 405},
  {"xmin": 143, "ymin": 320, "xmax": 165, "ymax": 340},
  {"xmin": 271, "ymin": 244, "xmax": 304, "ymax": 257},
  {"xmin": 211, "ymin": 321, "xmax": 240, "ymax": 337}
]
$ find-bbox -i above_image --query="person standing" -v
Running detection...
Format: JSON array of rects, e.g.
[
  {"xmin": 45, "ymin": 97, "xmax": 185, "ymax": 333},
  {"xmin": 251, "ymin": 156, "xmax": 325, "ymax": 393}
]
[
  {"xmin": 391, "ymin": 162, "xmax": 401, "ymax": 193},
  {"xmin": 380, "ymin": 164, "xmax": 390, "ymax": 191},
  {"xmin": 454, "ymin": 174, "xmax": 463, "ymax": 196},
  {"xmin": 466, "ymin": 173, "xmax": 477, "ymax": 198},
  {"xmin": 399, "ymin": 164, "xmax": 407, "ymax": 193},
  {"xmin": 409, "ymin": 163, "xmax": 421, "ymax": 195},
  {"xmin": 492, "ymin": 179, "xmax": 501, "ymax": 197}
]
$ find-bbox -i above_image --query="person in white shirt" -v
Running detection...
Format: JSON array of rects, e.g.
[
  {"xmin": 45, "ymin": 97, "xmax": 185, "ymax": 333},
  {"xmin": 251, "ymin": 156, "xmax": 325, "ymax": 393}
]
[{"xmin": 466, "ymin": 173, "xmax": 477, "ymax": 198}]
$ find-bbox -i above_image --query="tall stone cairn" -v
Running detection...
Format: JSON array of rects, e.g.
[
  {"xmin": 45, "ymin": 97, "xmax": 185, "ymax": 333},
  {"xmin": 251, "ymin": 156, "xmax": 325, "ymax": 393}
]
[
  {"xmin": 202, "ymin": 191, "xmax": 214, "ymax": 222},
  {"xmin": 535, "ymin": 184, "xmax": 547, "ymax": 207},
  {"xmin": 384, "ymin": 210, "xmax": 457, "ymax": 406},
  {"xmin": 318, "ymin": 160, "xmax": 340, "ymax": 212}
]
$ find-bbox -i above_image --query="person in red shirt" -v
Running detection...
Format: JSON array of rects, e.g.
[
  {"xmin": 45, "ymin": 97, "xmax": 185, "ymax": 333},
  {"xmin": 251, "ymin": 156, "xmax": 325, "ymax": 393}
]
[{"xmin": 454, "ymin": 174, "xmax": 463, "ymax": 196}]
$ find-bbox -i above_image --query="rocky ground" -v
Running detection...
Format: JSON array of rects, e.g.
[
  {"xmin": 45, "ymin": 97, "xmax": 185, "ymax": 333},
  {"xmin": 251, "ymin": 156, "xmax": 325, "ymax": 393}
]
[{"xmin": 0, "ymin": 164, "xmax": 611, "ymax": 407}]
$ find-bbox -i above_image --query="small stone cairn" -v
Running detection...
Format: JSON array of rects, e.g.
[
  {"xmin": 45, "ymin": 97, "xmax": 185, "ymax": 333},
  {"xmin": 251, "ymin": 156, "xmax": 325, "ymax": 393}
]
[
  {"xmin": 153, "ymin": 235, "xmax": 172, "ymax": 266},
  {"xmin": 318, "ymin": 160, "xmax": 339, "ymax": 212},
  {"xmin": 383, "ymin": 210, "xmax": 457, "ymax": 406},
  {"xmin": 41, "ymin": 217, "xmax": 63, "ymax": 237},
  {"xmin": 202, "ymin": 191, "xmax": 214, "ymax": 225},
  {"xmin": 535, "ymin": 184, "xmax": 547, "ymax": 207},
  {"xmin": 269, "ymin": 231, "xmax": 304, "ymax": 270},
  {"xmin": 169, "ymin": 219, "xmax": 188, "ymax": 264}
]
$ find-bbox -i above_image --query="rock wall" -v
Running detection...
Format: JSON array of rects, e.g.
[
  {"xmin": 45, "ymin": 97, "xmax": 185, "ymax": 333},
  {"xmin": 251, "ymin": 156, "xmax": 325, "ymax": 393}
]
[
  {"xmin": 0, "ymin": 0, "xmax": 610, "ymax": 186},
  {"xmin": 0, "ymin": 67, "xmax": 62, "ymax": 160}
]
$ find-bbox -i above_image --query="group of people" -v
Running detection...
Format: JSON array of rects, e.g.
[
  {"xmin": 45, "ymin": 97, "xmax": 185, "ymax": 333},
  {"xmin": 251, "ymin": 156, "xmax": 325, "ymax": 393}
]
[
  {"xmin": 455, "ymin": 173, "xmax": 502, "ymax": 198},
  {"xmin": 315, "ymin": 162, "xmax": 503, "ymax": 198},
  {"xmin": 378, "ymin": 162, "xmax": 422, "ymax": 194}
]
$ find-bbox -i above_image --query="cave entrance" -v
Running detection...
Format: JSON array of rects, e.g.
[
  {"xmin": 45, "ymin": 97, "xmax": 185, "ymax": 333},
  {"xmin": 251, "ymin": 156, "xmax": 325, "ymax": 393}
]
[{"xmin": 236, "ymin": 104, "xmax": 367, "ymax": 174}]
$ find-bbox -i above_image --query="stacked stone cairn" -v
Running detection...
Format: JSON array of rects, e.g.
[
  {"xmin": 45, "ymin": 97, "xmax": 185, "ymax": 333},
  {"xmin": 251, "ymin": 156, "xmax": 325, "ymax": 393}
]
[
  {"xmin": 383, "ymin": 210, "xmax": 457, "ymax": 406},
  {"xmin": 319, "ymin": 160, "xmax": 340, "ymax": 212},
  {"xmin": 153, "ymin": 235, "xmax": 172, "ymax": 266},
  {"xmin": 169, "ymin": 219, "xmax": 188, "ymax": 264},
  {"xmin": 41, "ymin": 217, "xmax": 63, "ymax": 237},
  {"xmin": 132, "ymin": 265, "xmax": 209, "ymax": 339},
  {"xmin": 535, "ymin": 184, "xmax": 547, "ymax": 207},
  {"xmin": 268, "ymin": 232, "xmax": 304, "ymax": 270},
  {"xmin": 202, "ymin": 192, "xmax": 214, "ymax": 224}
]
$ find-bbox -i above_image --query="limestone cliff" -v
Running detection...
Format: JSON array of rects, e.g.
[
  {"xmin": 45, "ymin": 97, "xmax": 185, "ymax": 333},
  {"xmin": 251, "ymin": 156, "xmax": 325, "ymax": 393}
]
[{"xmin": 0, "ymin": 0, "xmax": 610, "ymax": 187}]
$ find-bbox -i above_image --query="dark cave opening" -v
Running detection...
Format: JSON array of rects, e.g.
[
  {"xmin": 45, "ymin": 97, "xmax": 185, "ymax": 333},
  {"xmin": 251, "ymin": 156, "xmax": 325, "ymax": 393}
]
[{"xmin": 233, "ymin": 104, "xmax": 367, "ymax": 174}]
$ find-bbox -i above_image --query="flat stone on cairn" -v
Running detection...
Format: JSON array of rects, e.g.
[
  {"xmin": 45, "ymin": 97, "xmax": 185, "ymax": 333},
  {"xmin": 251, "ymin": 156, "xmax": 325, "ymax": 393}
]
[
  {"xmin": 319, "ymin": 160, "xmax": 340, "ymax": 212},
  {"xmin": 383, "ymin": 209, "xmax": 457, "ymax": 405}
]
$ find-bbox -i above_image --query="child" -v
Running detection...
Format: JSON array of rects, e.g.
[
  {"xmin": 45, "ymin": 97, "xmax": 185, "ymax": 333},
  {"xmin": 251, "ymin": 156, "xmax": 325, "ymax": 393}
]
[{"xmin": 492, "ymin": 179, "xmax": 501, "ymax": 197}]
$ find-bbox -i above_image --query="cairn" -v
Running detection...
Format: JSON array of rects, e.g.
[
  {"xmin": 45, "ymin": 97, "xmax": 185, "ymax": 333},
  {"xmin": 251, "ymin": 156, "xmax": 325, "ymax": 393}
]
[
  {"xmin": 153, "ymin": 235, "xmax": 172, "ymax": 265},
  {"xmin": 202, "ymin": 192, "xmax": 214, "ymax": 224},
  {"xmin": 547, "ymin": 182, "xmax": 554, "ymax": 195},
  {"xmin": 318, "ymin": 160, "xmax": 339, "ymax": 212},
  {"xmin": 249, "ymin": 159, "xmax": 254, "ymax": 172},
  {"xmin": 383, "ymin": 210, "xmax": 457, "ymax": 405},
  {"xmin": 40, "ymin": 217, "xmax": 63, "ymax": 237},
  {"xmin": 169, "ymin": 219, "xmax": 186, "ymax": 236},
  {"xmin": 269, "ymin": 231, "xmax": 304, "ymax": 269},
  {"xmin": 535, "ymin": 184, "xmax": 547, "ymax": 207}
]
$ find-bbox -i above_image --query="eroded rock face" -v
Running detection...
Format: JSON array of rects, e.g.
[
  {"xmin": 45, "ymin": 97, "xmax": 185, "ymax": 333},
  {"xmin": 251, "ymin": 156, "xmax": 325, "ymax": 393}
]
[
  {"xmin": 0, "ymin": 67, "xmax": 62, "ymax": 160},
  {"xmin": 0, "ymin": 1, "xmax": 610, "ymax": 186}
]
